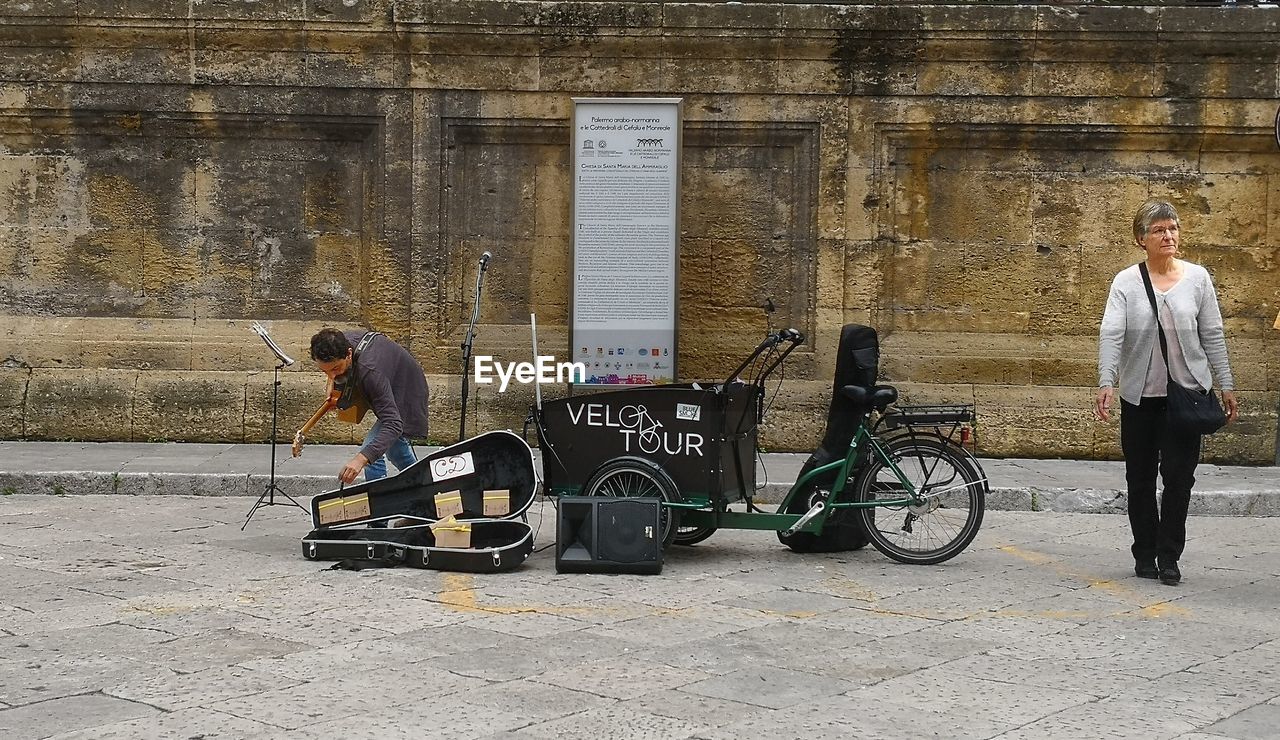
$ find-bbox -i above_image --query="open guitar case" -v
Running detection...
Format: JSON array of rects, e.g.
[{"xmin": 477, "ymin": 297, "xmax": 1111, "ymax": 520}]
[{"xmin": 301, "ymin": 430, "xmax": 539, "ymax": 573}]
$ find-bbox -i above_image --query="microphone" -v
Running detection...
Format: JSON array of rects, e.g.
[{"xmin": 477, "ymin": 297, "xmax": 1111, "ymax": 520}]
[
  {"xmin": 479, "ymin": 251, "xmax": 492, "ymax": 270},
  {"xmin": 249, "ymin": 322, "xmax": 296, "ymax": 367}
]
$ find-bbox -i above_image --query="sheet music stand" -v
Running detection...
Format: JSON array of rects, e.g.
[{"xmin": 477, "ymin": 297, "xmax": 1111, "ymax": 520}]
[{"xmin": 243, "ymin": 322, "xmax": 308, "ymax": 529}]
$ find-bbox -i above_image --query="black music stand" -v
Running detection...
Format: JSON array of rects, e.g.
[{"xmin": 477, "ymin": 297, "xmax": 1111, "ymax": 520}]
[{"xmin": 243, "ymin": 323, "xmax": 308, "ymax": 529}]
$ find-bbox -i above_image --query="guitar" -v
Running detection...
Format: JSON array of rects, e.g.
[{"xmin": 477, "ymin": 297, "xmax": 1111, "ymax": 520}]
[{"xmin": 292, "ymin": 378, "xmax": 371, "ymax": 457}]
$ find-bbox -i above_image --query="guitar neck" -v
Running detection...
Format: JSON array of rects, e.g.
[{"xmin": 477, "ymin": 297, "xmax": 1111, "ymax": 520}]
[
  {"xmin": 298, "ymin": 397, "xmax": 337, "ymax": 438},
  {"xmin": 298, "ymin": 378, "xmax": 340, "ymax": 437}
]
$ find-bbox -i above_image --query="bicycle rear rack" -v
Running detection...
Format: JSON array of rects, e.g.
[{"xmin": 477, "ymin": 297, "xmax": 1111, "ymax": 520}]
[
  {"xmin": 881, "ymin": 404, "xmax": 974, "ymax": 427},
  {"xmin": 878, "ymin": 403, "xmax": 978, "ymax": 452}
]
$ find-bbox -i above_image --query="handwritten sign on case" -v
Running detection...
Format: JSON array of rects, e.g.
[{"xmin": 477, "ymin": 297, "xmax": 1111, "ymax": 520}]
[{"xmin": 430, "ymin": 451, "xmax": 475, "ymax": 483}]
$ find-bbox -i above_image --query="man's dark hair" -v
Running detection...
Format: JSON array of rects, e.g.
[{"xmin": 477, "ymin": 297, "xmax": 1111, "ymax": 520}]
[{"xmin": 310, "ymin": 328, "xmax": 351, "ymax": 362}]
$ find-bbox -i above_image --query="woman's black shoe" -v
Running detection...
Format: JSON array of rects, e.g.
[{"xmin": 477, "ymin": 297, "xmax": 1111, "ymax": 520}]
[
  {"xmin": 1159, "ymin": 564, "xmax": 1181, "ymax": 585},
  {"xmin": 1135, "ymin": 561, "xmax": 1159, "ymax": 579}
]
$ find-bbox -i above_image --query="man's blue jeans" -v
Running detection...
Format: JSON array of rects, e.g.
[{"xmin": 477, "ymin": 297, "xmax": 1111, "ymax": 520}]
[{"xmin": 361, "ymin": 420, "xmax": 418, "ymax": 481}]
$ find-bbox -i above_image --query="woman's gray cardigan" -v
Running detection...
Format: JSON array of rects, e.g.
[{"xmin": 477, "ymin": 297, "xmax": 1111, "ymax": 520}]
[{"xmin": 1097, "ymin": 261, "xmax": 1234, "ymax": 406}]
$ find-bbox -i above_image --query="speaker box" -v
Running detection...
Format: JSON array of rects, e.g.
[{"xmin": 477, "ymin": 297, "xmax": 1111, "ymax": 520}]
[{"xmin": 556, "ymin": 496, "xmax": 663, "ymax": 575}]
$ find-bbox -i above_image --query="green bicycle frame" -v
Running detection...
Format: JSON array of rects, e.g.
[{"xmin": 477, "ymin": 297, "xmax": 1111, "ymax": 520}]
[
  {"xmin": 783, "ymin": 424, "xmax": 923, "ymax": 512},
  {"xmin": 673, "ymin": 420, "xmax": 927, "ymax": 534}
]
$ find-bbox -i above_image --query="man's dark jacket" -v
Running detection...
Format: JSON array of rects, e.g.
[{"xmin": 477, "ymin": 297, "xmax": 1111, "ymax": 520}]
[{"xmin": 343, "ymin": 330, "xmax": 429, "ymax": 463}]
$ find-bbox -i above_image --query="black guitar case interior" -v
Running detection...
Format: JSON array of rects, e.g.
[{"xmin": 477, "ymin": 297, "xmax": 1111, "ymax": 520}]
[{"xmin": 302, "ymin": 430, "xmax": 539, "ymax": 573}]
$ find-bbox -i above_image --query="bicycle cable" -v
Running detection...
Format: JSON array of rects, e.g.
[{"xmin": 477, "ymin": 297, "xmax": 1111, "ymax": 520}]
[
  {"xmin": 531, "ymin": 495, "xmax": 555, "ymax": 553},
  {"xmin": 750, "ymin": 340, "xmax": 791, "ymax": 512}
]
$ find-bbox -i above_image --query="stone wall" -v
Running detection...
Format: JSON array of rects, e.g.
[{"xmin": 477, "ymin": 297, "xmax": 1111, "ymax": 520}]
[{"xmin": 0, "ymin": 1, "xmax": 1277, "ymax": 463}]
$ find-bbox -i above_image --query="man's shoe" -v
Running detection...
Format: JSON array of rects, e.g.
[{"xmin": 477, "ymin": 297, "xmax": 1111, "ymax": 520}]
[
  {"xmin": 1159, "ymin": 563, "xmax": 1181, "ymax": 585},
  {"xmin": 1135, "ymin": 561, "xmax": 1159, "ymax": 579}
]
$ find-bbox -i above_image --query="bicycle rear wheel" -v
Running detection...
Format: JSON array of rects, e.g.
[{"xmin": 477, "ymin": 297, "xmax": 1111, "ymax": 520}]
[{"xmin": 854, "ymin": 437, "xmax": 984, "ymax": 565}]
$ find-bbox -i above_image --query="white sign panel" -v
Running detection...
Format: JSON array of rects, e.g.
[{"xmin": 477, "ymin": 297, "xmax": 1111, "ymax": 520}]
[
  {"xmin": 429, "ymin": 451, "xmax": 475, "ymax": 483},
  {"xmin": 571, "ymin": 98, "xmax": 681, "ymax": 385}
]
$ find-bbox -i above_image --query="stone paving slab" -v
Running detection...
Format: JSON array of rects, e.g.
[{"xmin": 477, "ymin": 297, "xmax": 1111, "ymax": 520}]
[{"xmin": 1, "ymin": 494, "xmax": 1278, "ymax": 739}]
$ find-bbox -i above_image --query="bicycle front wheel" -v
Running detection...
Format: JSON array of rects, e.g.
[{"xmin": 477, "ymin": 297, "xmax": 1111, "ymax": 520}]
[
  {"xmin": 854, "ymin": 437, "xmax": 985, "ymax": 565},
  {"xmin": 581, "ymin": 456, "xmax": 682, "ymax": 549}
]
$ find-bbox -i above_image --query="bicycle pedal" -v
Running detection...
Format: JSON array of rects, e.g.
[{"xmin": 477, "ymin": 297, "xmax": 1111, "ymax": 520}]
[{"xmin": 783, "ymin": 501, "xmax": 825, "ymax": 537}]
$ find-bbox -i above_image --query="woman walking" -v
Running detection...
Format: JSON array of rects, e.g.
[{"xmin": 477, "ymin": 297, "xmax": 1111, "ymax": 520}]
[{"xmin": 1095, "ymin": 200, "xmax": 1238, "ymax": 586}]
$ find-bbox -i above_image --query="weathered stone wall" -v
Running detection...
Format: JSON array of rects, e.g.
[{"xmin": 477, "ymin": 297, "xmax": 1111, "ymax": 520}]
[{"xmin": 0, "ymin": 1, "xmax": 1277, "ymax": 463}]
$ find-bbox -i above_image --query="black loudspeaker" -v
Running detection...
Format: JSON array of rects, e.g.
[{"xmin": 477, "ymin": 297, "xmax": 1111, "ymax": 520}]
[{"xmin": 556, "ymin": 496, "xmax": 663, "ymax": 575}]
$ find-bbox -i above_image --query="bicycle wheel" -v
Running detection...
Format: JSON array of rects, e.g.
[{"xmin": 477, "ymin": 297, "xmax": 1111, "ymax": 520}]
[
  {"xmin": 581, "ymin": 456, "xmax": 682, "ymax": 549},
  {"xmin": 673, "ymin": 521, "xmax": 717, "ymax": 546},
  {"xmin": 673, "ymin": 496, "xmax": 717, "ymax": 546},
  {"xmin": 854, "ymin": 436, "xmax": 984, "ymax": 565}
]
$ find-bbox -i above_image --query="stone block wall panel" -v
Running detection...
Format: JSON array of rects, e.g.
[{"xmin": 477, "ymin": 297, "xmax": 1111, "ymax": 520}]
[
  {"xmin": 0, "ymin": 367, "xmax": 27, "ymax": 438},
  {"xmin": 0, "ymin": 108, "xmax": 396, "ymax": 323},
  {"xmin": 133, "ymin": 370, "xmax": 246, "ymax": 443},
  {"xmin": 0, "ymin": 2, "xmax": 1277, "ymax": 462},
  {"xmin": 25, "ymin": 368, "xmax": 137, "ymax": 441}
]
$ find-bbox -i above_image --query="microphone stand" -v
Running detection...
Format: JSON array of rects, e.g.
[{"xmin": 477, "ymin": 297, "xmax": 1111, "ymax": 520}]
[
  {"xmin": 459, "ymin": 256, "xmax": 489, "ymax": 442},
  {"xmin": 243, "ymin": 323, "xmax": 307, "ymax": 529}
]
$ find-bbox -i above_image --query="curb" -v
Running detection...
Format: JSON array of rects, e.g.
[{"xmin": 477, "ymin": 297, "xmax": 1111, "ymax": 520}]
[
  {"xmin": 0, "ymin": 471, "xmax": 331, "ymax": 499},
  {"xmin": 3, "ymin": 472, "xmax": 1278, "ymax": 516}
]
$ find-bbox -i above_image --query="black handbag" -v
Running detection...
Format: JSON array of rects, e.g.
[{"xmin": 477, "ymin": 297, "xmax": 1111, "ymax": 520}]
[{"xmin": 1138, "ymin": 263, "xmax": 1227, "ymax": 436}]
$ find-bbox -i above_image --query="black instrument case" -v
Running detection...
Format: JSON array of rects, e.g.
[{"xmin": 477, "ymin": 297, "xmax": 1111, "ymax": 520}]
[{"xmin": 301, "ymin": 430, "xmax": 539, "ymax": 573}]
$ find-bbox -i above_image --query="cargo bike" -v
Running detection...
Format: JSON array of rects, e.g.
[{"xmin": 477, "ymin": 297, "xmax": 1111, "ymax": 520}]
[{"xmin": 535, "ymin": 324, "xmax": 989, "ymax": 565}]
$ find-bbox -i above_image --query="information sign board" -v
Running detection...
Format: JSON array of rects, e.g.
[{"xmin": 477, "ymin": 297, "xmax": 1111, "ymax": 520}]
[{"xmin": 571, "ymin": 98, "xmax": 682, "ymax": 385}]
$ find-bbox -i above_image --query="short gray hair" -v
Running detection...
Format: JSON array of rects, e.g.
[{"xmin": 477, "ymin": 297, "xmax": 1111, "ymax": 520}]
[{"xmin": 1132, "ymin": 199, "xmax": 1179, "ymax": 243}]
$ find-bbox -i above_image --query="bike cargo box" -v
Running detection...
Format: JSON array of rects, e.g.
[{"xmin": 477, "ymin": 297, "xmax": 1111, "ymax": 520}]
[
  {"xmin": 537, "ymin": 383, "xmax": 758, "ymax": 505},
  {"xmin": 302, "ymin": 519, "xmax": 532, "ymax": 573}
]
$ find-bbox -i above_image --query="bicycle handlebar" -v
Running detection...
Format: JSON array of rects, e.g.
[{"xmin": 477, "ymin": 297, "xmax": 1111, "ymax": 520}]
[{"xmin": 722, "ymin": 328, "xmax": 804, "ymax": 387}]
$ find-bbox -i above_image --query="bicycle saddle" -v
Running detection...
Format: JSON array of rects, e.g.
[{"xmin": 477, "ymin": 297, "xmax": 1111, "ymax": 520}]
[{"xmin": 840, "ymin": 384, "xmax": 898, "ymax": 410}]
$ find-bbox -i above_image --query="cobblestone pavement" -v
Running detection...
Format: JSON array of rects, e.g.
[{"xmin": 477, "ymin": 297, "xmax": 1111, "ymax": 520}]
[{"xmin": 1, "ymin": 494, "xmax": 1277, "ymax": 739}]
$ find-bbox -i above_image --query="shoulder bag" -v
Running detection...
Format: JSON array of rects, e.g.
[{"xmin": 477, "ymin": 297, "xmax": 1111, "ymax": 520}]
[{"xmin": 1138, "ymin": 262, "xmax": 1227, "ymax": 436}]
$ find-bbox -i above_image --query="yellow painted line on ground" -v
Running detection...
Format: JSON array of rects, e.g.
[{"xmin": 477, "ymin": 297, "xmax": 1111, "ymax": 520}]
[
  {"xmin": 437, "ymin": 573, "xmax": 682, "ymax": 619},
  {"xmin": 759, "ymin": 609, "xmax": 820, "ymax": 619},
  {"xmin": 1139, "ymin": 601, "xmax": 1191, "ymax": 618},
  {"xmin": 998, "ymin": 545, "xmax": 1056, "ymax": 566},
  {"xmin": 1086, "ymin": 578, "xmax": 1130, "ymax": 596},
  {"xmin": 437, "ymin": 600, "xmax": 686, "ymax": 619},
  {"xmin": 821, "ymin": 576, "xmax": 880, "ymax": 603},
  {"xmin": 997, "ymin": 544, "xmax": 1191, "ymax": 618},
  {"xmin": 439, "ymin": 573, "xmax": 485, "ymax": 612},
  {"xmin": 434, "ymin": 547, "xmax": 1192, "ymax": 623},
  {"xmin": 122, "ymin": 603, "xmax": 188, "ymax": 616}
]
